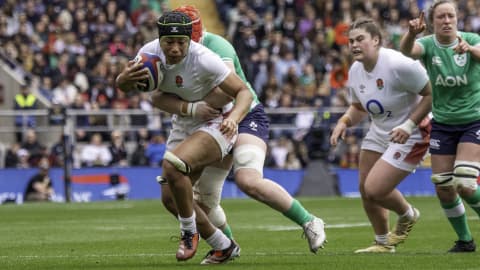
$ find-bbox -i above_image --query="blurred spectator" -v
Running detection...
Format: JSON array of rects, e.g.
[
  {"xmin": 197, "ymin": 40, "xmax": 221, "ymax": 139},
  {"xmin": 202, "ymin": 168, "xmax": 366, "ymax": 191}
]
[
  {"xmin": 49, "ymin": 134, "xmax": 65, "ymax": 168},
  {"xmin": 128, "ymin": 94, "xmax": 148, "ymax": 127},
  {"xmin": 79, "ymin": 132, "xmax": 112, "ymax": 167},
  {"xmin": 130, "ymin": 128, "xmax": 149, "ymax": 166},
  {"xmin": 109, "ymin": 130, "xmax": 128, "ymax": 167},
  {"xmin": 21, "ymin": 129, "xmax": 46, "ymax": 167},
  {"xmin": 284, "ymin": 150, "xmax": 302, "ymax": 170},
  {"xmin": 269, "ymin": 135, "xmax": 292, "ymax": 169},
  {"xmin": 52, "ymin": 77, "xmax": 78, "ymax": 107},
  {"xmin": 14, "ymin": 84, "xmax": 37, "ymax": 142},
  {"xmin": 24, "ymin": 157, "xmax": 54, "ymax": 202},
  {"xmin": 145, "ymin": 131, "xmax": 166, "ymax": 167},
  {"xmin": 16, "ymin": 148, "xmax": 31, "ymax": 169},
  {"xmin": 4, "ymin": 142, "xmax": 21, "ymax": 168}
]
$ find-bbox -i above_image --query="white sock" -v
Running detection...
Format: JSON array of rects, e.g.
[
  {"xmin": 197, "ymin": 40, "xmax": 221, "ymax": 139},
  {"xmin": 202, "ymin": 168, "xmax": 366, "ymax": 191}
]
[
  {"xmin": 205, "ymin": 228, "xmax": 231, "ymax": 250},
  {"xmin": 400, "ymin": 205, "xmax": 414, "ymax": 220},
  {"xmin": 178, "ymin": 212, "xmax": 197, "ymax": 233},
  {"xmin": 375, "ymin": 234, "xmax": 388, "ymax": 245}
]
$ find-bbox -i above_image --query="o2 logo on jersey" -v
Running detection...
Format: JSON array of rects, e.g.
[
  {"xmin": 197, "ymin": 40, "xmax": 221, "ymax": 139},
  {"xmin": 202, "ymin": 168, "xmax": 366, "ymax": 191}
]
[{"xmin": 366, "ymin": 99, "xmax": 392, "ymax": 118}]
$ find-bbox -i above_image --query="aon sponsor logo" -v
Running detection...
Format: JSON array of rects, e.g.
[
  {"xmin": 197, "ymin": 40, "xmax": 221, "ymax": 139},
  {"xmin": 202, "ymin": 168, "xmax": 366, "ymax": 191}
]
[{"xmin": 435, "ymin": 74, "xmax": 468, "ymax": 87}]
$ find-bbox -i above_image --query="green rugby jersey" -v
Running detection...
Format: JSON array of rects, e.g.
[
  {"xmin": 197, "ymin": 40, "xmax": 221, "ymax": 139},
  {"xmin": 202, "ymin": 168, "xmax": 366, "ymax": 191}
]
[
  {"xmin": 417, "ymin": 32, "xmax": 480, "ymax": 124},
  {"xmin": 201, "ymin": 32, "xmax": 260, "ymax": 108}
]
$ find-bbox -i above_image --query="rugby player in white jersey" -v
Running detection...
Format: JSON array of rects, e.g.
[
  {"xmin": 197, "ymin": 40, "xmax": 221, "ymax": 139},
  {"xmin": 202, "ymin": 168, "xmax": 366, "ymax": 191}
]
[
  {"xmin": 116, "ymin": 11, "xmax": 252, "ymax": 264},
  {"xmin": 330, "ymin": 18, "xmax": 432, "ymax": 253},
  {"xmin": 152, "ymin": 5, "xmax": 326, "ymax": 255}
]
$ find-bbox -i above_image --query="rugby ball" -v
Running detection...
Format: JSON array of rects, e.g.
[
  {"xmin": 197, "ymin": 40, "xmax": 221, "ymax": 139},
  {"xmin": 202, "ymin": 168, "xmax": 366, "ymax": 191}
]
[{"xmin": 133, "ymin": 52, "xmax": 163, "ymax": 92}]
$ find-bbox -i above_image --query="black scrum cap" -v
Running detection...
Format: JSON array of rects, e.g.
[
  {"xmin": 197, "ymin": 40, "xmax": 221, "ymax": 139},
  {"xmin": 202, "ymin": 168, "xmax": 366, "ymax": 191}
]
[{"xmin": 157, "ymin": 11, "xmax": 193, "ymax": 39}]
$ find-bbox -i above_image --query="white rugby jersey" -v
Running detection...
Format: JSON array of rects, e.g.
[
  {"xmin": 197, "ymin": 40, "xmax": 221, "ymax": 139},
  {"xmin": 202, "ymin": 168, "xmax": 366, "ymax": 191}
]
[
  {"xmin": 347, "ymin": 48, "xmax": 429, "ymax": 141},
  {"xmin": 138, "ymin": 39, "xmax": 231, "ymax": 102}
]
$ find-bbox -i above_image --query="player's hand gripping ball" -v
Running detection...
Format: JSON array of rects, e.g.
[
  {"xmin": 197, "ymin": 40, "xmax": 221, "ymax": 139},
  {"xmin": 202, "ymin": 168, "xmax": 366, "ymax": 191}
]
[{"xmin": 133, "ymin": 52, "xmax": 164, "ymax": 92}]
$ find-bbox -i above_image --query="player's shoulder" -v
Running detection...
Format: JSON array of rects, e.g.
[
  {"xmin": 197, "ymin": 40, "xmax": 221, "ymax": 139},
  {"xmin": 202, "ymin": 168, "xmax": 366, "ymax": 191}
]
[
  {"xmin": 380, "ymin": 48, "xmax": 417, "ymax": 67},
  {"xmin": 189, "ymin": 40, "xmax": 218, "ymax": 57}
]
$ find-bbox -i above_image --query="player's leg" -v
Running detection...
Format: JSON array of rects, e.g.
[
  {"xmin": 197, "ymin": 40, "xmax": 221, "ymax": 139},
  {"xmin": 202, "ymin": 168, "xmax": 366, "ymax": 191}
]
[
  {"xmin": 430, "ymin": 123, "xmax": 475, "ymax": 252},
  {"xmin": 362, "ymin": 158, "xmax": 419, "ymax": 247},
  {"xmin": 163, "ymin": 131, "xmax": 225, "ymax": 261},
  {"xmin": 159, "ymin": 179, "xmax": 239, "ymax": 262},
  {"xmin": 354, "ymin": 149, "xmax": 395, "ymax": 253},
  {"xmin": 232, "ymin": 132, "xmax": 326, "ymax": 253},
  {"xmin": 193, "ymin": 156, "xmax": 235, "ymax": 239},
  {"xmin": 447, "ymin": 141, "xmax": 480, "ymax": 252},
  {"xmin": 184, "ymin": 135, "xmax": 239, "ymax": 264},
  {"xmin": 375, "ymin": 140, "xmax": 427, "ymax": 247}
]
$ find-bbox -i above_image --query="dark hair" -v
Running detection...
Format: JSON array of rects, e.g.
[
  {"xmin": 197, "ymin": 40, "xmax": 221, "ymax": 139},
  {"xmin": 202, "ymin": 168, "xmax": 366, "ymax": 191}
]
[
  {"xmin": 157, "ymin": 11, "xmax": 193, "ymax": 39},
  {"xmin": 349, "ymin": 18, "xmax": 382, "ymax": 45},
  {"xmin": 427, "ymin": 0, "xmax": 457, "ymax": 28}
]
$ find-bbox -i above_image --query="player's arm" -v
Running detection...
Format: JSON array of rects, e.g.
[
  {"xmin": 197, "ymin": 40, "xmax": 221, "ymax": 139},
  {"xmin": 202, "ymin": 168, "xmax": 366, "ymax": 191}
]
[
  {"xmin": 400, "ymin": 12, "xmax": 426, "ymax": 59},
  {"xmin": 217, "ymin": 72, "xmax": 253, "ymax": 136},
  {"xmin": 406, "ymin": 83, "xmax": 432, "ymax": 126},
  {"xmin": 150, "ymin": 61, "xmax": 234, "ymax": 120},
  {"xmin": 150, "ymin": 90, "xmax": 223, "ymax": 120},
  {"xmin": 390, "ymin": 82, "xmax": 432, "ymax": 144},
  {"xmin": 454, "ymin": 38, "xmax": 480, "ymax": 61},
  {"xmin": 116, "ymin": 60, "xmax": 149, "ymax": 92},
  {"xmin": 330, "ymin": 103, "xmax": 367, "ymax": 146}
]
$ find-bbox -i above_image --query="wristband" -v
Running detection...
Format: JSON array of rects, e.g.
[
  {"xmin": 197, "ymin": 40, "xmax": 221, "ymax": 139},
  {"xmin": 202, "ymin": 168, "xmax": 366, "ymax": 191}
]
[
  {"xmin": 395, "ymin": 119, "xmax": 416, "ymax": 135},
  {"xmin": 187, "ymin": 102, "xmax": 199, "ymax": 118},
  {"xmin": 339, "ymin": 115, "xmax": 352, "ymax": 127}
]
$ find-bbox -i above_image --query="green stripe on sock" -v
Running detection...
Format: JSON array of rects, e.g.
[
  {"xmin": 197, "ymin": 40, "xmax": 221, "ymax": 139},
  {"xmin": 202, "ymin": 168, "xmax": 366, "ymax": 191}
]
[
  {"xmin": 283, "ymin": 199, "xmax": 313, "ymax": 226},
  {"xmin": 222, "ymin": 223, "xmax": 234, "ymax": 239}
]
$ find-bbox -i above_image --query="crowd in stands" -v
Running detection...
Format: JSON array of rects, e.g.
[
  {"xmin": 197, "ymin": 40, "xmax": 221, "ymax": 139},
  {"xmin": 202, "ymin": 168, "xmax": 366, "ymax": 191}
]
[{"xmin": 1, "ymin": 0, "xmax": 479, "ymax": 170}]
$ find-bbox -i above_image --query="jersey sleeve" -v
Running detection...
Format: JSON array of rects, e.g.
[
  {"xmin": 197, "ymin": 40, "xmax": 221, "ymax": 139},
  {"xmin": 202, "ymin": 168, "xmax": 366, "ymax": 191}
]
[
  {"xmin": 393, "ymin": 56, "xmax": 429, "ymax": 94},
  {"xmin": 347, "ymin": 68, "xmax": 359, "ymax": 104},
  {"xmin": 197, "ymin": 46, "xmax": 231, "ymax": 87},
  {"xmin": 416, "ymin": 35, "xmax": 430, "ymax": 62}
]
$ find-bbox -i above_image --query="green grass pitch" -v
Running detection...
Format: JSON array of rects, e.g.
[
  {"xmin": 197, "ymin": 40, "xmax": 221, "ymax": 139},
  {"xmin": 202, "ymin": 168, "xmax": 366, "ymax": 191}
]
[{"xmin": 1, "ymin": 196, "xmax": 479, "ymax": 270}]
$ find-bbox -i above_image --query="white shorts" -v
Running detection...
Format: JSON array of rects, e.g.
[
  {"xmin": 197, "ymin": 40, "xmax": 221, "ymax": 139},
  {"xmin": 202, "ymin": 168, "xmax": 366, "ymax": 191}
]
[
  {"xmin": 166, "ymin": 114, "xmax": 236, "ymax": 159},
  {"xmin": 361, "ymin": 132, "xmax": 429, "ymax": 172}
]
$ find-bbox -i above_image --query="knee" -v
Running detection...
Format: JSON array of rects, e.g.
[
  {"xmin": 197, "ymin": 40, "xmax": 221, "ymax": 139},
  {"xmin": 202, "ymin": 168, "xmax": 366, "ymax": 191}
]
[
  {"xmin": 163, "ymin": 151, "xmax": 191, "ymax": 177},
  {"xmin": 162, "ymin": 160, "xmax": 185, "ymax": 189},
  {"xmin": 360, "ymin": 183, "xmax": 382, "ymax": 201},
  {"xmin": 208, "ymin": 205, "xmax": 227, "ymax": 228}
]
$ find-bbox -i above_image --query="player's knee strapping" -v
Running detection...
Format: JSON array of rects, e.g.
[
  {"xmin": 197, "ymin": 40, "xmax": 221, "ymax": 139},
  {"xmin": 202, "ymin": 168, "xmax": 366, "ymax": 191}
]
[
  {"xmin": 453, "ymin": 161, "xmax": 480, "ymax": 190},
  {"xmin": 163, "ymin": 151, "xmax": 191, "ymax": 174},
  {"xmin": 431, "ymin": 172, "xmax": 454, "ymax": 187},
  {"xmin": 233, "ymin": 144, "xmax": 265, "ymax": 175},
  {"xmin": 207, "ymin": 205, "xmax": 227, "ymax": 228},
  {"xmin": 193, "ymin": 166, "xmax": 229, "ymax": 209}
]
